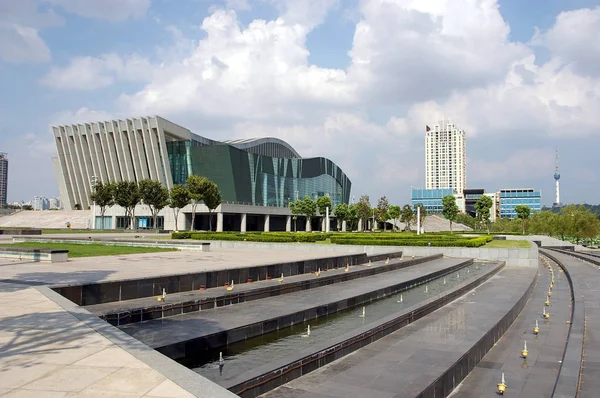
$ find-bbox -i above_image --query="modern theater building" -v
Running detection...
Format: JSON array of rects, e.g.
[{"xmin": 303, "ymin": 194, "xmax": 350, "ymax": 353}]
[{"xmin": 52, "ymin": 116, "xmax": 352, "ymax": 231}]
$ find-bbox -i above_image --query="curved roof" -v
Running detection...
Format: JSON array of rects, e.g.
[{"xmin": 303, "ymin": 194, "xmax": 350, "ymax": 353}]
[{"xmin": 222, "ymin": 137, "xmax": 301, "ymax": 159}]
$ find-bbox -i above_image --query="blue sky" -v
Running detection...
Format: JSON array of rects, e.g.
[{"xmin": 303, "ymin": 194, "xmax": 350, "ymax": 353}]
[{"xmin": 1, "ymin": 0, "xmax": 599, "ymax": 207}]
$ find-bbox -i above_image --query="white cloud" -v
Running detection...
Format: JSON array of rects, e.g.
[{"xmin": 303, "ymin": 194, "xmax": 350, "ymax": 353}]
[
  {"xmin": 120, "ymin": 8, "xmax": 353, "ymax": 120},
  {"xmin": 41, "ymin": 54, "xmax": 153, "ymax": 90},
  {"xmin": 0, "ymin": 23, "xmax": 51, "ymax": 63},
  {"xmin": 43, "ymin": 1, "xmax": 600, "ymax": 203},
  {"xmin": 51, "ymin": 107, "xmax": 114, "ymax": 125},
  {"xmin": 346, "ymin": 0, "xmax": 530, "ymax": 103},
  {"xmin": 532, "ymin": 6, "xmax": 600, "ymax": 77},
  {"xmin": 44, "ymin": 0, "xmax": 151, "ymax": 22},
  {"xmin": 0, "ymin": 0, "xmax": 151, "ymax": 64}
]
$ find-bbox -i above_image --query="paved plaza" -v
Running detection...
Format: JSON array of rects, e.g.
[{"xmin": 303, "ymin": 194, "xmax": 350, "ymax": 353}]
[{"xmin": 0, "ymin": 244, "xmax": 339, "ymax": 397}]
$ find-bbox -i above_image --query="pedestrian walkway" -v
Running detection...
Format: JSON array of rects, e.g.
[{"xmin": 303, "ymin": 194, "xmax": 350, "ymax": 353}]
[
  {"xmin": 449, "ymin": 257, "xmax": 571, "ymax": 397},
  {"xmin": 0, "ymin": 281, "xmax": 224, "ymax": 397},
  {"xmin": 261, "ymin": 266, "xmax": 536, "ymax": 398}
]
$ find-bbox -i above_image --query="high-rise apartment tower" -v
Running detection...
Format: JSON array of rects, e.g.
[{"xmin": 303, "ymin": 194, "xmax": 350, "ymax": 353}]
[
  {"xmin": 425, "ymin": 120, "xmax": 466, "ymax": 192},
  {"xmin": 0, "ymin": 153, "xmax": 7, "ymax": 206}
]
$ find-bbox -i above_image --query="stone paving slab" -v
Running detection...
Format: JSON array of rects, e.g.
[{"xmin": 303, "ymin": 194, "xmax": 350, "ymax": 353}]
[
  {"xmin": 84, "ymin": 256, "xmax": 412, "ymax": 317},
  {"xmin": 0, "ymin": 282, "xmax": 227, "ymax": 397},
  {"xmin": 448, "ymin": 258, "xmax": 571, "ymax": 397},
  {"xmin": 542, "ymin": 250, "xmax": 600, "ymax": 398},
  {"xmin": 120, "ymin": 258, "xmax": 469, "ymax": 349},
  {"xmin": 0, "ymin": 248, "xmax": 361, "ymax": 286},
  {"xmin": 260, "ymin": 266, "xmax": 537, "ymax": 398}
]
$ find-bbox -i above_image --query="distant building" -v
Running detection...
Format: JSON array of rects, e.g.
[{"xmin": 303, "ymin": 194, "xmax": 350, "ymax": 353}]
[
  {"xmin": 553, "ymin": 150, "xmax": 562, "ymax": 208},
  {"xmin": 31, "ymin": 196, "xmax": 50, "ymax": 211},
  {"xmin": 411, "ymin": 188, "xmax": 456, "ymax": 214},
  {"xmin": 425, "ymin": 120, "xmax": 466, "ymax": 192},
  {"xmin": 0, "ymin": 152, "xmax": 7, "ymax": 206},
  {"xmin": 499, "ymin": 188, "xmax": 542, "ymax": 219},
  {"xmin": 51, "ymin": 115, "xmax": 351, "ymax": 231},
  {"xmin": 48, "ymin": 197, "xmax": 61, "ymax": 209}
]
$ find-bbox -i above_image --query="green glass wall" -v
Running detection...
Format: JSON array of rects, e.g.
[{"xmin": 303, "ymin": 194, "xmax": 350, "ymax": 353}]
[{"xmin": 166, "ymin": 142, "xmax": 351, "ymax": 206}]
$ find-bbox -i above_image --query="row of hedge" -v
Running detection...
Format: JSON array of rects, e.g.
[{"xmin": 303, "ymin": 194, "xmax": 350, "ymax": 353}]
[
  {"xmin": 330, "ymin": 235, "xmax": 493, "ymax": 247},
  {"xmin": 172, "ymin": 231, "xmax": 329, "ymax": 243}
]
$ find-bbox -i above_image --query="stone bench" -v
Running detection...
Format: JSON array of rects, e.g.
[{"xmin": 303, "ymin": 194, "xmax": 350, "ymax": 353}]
[
  {"xmin": 0, "ymin": 229, "xmax": 42, "ymax": 235},
  {"xmin": 0, "ymin": 247, "xmax": 68, "ymax": 263}
]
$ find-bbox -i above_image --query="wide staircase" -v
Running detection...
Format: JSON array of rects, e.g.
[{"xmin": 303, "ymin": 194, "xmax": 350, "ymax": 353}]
[{"xmin": 0, "ymin": 210, "xmax": 92, "ymax": 229}]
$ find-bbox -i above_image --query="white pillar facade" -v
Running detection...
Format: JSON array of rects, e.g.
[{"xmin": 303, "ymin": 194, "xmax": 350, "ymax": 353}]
[
  {"xmin": 358, "ymin": 218, "xmax": 363, "ymax": 232},
  {"xmin": 285, "ymin": 216, "xmax": 292, "ymax": 232},
  {"xmin": 216, "ymin": 212, "xmax": 224, "ymax": 232},
  {"xmin": 306, "ymin": 217, "xmax": 311, "ymax": 232},
  {"xmin": 241, "ymin": 213, "xmax": 247, "ymax": 232},
  {"xmin": 264, "ymin": 214, "xmax": 270, "ymax": 232},
  {"xmin": 342, "ymin": 220, "xmax": 347, "ymax": 232}
]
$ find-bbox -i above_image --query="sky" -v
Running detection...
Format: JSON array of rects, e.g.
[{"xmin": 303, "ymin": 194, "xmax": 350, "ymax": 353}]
[{"xmin": 0, "ymin": 0, "xmax": 599, "ymax": 207}]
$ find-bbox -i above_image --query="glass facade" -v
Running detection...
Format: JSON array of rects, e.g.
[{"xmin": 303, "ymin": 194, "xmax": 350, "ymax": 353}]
[
  {"xmin": 166, "ymin": 140, "xmax": 351, "ymax": 207},
  {"xmin": 411, "ymin": 188, "xmax": 455, "ymax": 213},
  {"xmin": 499, "ymin": 189, "xmax": 541, "ymax": 218}
]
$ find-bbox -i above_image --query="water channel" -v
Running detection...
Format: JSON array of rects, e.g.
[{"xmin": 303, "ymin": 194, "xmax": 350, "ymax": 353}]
[{"xmin": 189, "ymin": 261, "xmax": 494, "ymax": 383}]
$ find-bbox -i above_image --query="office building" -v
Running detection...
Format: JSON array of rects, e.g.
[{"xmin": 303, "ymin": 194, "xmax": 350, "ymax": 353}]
[
  {"xmin": 32, "ymin": 196, "xmax": 50, "ymax": 211},
  {"xmin": 411, "ymin": 188, "xmax": 458, "ymax": 214},
  {"xmin": 0, "ymin": 153, "xmax": 7, "ymax": 206},
  {"xmin": 499, "ymin": 188, "xmax": 542, "ymax": 219},
  {"xmin": 52, "ymin": 116, "xmax": 351, "ymax": 231},
  {"xmin": 425, "ymin": 120, "xmax": 466, "ymax": 192}
]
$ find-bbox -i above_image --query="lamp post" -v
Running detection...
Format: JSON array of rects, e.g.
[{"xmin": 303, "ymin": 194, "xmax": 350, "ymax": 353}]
[
  {"xmin": 372, "ymin": 207, "xmax": 375, "ymax": 232},
  {"xmin": 90, "ymin": 175, "xmax": 98, "ymax": 229}
]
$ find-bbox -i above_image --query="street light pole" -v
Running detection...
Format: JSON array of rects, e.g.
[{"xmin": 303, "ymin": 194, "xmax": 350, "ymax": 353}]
[{"xmin": 91, "ymin": 175, "xmax": 98, "ymax": 230}]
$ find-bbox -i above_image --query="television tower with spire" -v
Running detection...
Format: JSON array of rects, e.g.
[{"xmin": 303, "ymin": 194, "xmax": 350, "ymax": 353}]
[{"xmin": 553, "ymin": 150, "xmax": 562, "ymax": 208}]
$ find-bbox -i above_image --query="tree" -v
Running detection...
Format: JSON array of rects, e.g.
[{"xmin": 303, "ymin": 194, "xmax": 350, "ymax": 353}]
[
  {"xmin": 114, "ymin": 181, "xmax": 141, "ymax": 229},
  {"xmin": 289, "ymin": 201, "xmax": 302, "ymax": 232},
  {"xmin": 415, "ymin": 203, "xmax": 427, "ymax": 233},
  {"xmin": 455, "ymin": 213, "xmax": 476, "ymax": 230},
  {"xmin": 300, "ymin": 196, "xmax": 317, "ymax": 231},
  {"xmin": 89, "ymin": 181, "xmax": 115, "ymax": 227},
  {"xmin": 347, "ymin": 203, "xmax": 359, "ymax": 231},
  {"xmin": 317, "ymin": 196, "xmax": 333, "ymax": 231},
  {"xmin": 442, "ymin": 195, "xmax": 459, "ymax": 233},
  {"xmin": 139, "ymin": 179, "xmax": 170, "ymax": 230},
  {"xmin": 388, "ymin": 205, "xmax": 401, "ymax": 231},
  {"xmin": 356, "ymin": 195, "xmax": 371, "ymax": 231},
  {"xmin": 474, "ymin": 195, "xmax": 493, "ymax": 234},
  {"xmin": 375, "ymin": 196, "xmax": 390, "ymax": 231},
  {"xmin": 514, "ymin": 205, "xmax": 531, "ymax": 235},
  {"xmin": 169, "ymin": 184, "xmax": 190, "ymax": 231},
  {"xmin": 22, "ymin": 204, "xmax": 33, "ymax": 210},
  {"xmin": 73, "ymin": 203, "xmax": 82, "ymax": 210},
  {"xmin": 529, "ymin": 210, "xmax": 556, "ymax": 236},
  {"xmin": 400, "ymin": 204, "xmax": 414, "ymax": 231},
  {"xmin": 201, "ymin": 179, "xmax": 222, "ymax": 231},
  {"xmin": 333, "ymin": 203, "xmax": 349, "ymax": 231},
  {"xmin": 187, "ymin": 175, "xmax": 207, "ymax": 231}
]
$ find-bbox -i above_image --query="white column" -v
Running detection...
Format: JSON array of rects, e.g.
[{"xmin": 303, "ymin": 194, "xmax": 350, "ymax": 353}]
[
  {"xmin": 325, "ymin": 207, "xmax": 330, "ymax": 233},
  {"xmin": 241, "ymin": 213, "xmax": 247, "ymax": 232},
  {"xmin": 264, "ymin": 214, "xmax": 270, "ymax": 232},
  {"xmin": 342, "ymin": 220, "xmax": 347, "ymax": 232},
  {"xmin": 285, "ymin": 215, "xmax": 291, "ymax": 232},
  {"xmin": 358, "ymin": 218, "xmax": 363, "ymax": 232},
  {"xmin": 217, "ymin": 212, "xmax": 224, "ymax": 232},
  {"xmin": 417, "ymin": 206, "xmax": 421, "ymax": 235},
  {"xmin": 306, "ymin": 217, "xmax": 311, "ymax": 232}
]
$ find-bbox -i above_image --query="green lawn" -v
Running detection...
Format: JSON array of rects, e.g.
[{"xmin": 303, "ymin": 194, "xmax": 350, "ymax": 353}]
[
  {"xmin": 41, "ymin": 229, "xmax": 131, "ymax": 234},
  {"xmin": 483, "ymin": 240, "xmax": 531, "ymax": 248},
  {"xmin": 0, "ymin": 242, "xmax": 177, "ymax": 258}
]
